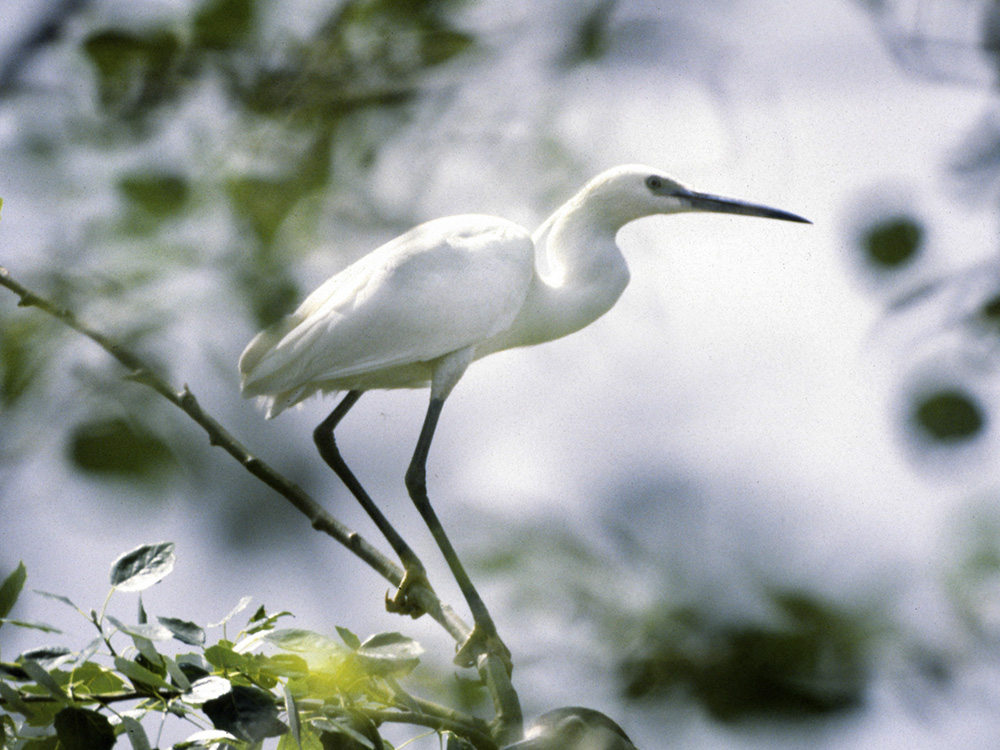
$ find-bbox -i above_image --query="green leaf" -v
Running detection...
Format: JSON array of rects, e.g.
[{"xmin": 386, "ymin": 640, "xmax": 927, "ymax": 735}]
[
  {"xmin": 203, "ymin": 685, "xmax": 288, "ymax": 743},
  {"xmin": 32, "ymin": 589, "xmax": 80, "ymax": 611},
  {"xmin": 265, "ymin": 629, "xmax": 345, "ymax": 655},
  {"xmin": 109, "ymin": 542, "xmax": 176, "ymax": 592},
  {"xmin": 18, "ymin": 647, "xmax": 72, "ymax": 670},
  {"xmin": 354, "ymin": 632, "xmax": 423, "ymax": 677},
  {"xmin": 0, "ymin": 678, "xmax": 34, "ymax": 716},
  {"xmin": 158, "ymin": 616, "xmax": 206, "ymax": 646},
  {"xmin": 122, "ymin": 715, "xmax": 152, "ymax": 750},
  {"xmin": 862, "ymin": 215, "xmax": 923, "ymax": 269},
  {"xmin": 184, "ymin": 676, "xmax": 232, "ymax": 705},
  {"xmin": 194, "ymin": 0, "xmax": 257, "ymax": 49},
  {"xmin": 53, "ymin": 706, "xmax": 115, "ymax": 750},
  {"xmin": 119, "ymin": 172, "xmax": 190, "ymax": 218},
  {"xmin": 69, "ymin": 661, "xmax": 126, "ymax": 696},
  {"xmin": 0, "ymin": 619, "xmax": 62, "ymax": 633},
  {"xmin": 68, "ymin": 417, "xmax": 175, "ymax": 481},
  {"xmin": 259, "ymin": 654, "xmax": 309, "ymax": 680},
  {"xmin": 113, "ymin": 656, "xmax": 174, "ymax": 692},
  {"xmin": 209, "ymin": 596, "xmax": 252, "ymax": 628},
  {"xmin": 82, "ymin": 29, "xmax": 182, "ymax": 119},
  {"xmin": 0, "ymin": 561, "xmax": 26, "ymax": 620},
  {"xmin": 107, "ymin": 615, "xmax": 172, "ymax": 642},
  {"xmin": 336, "ymin": 626, "xmax": 361, "ymax": 650},
  {"xmin": 911, "ymin": 389, "xmax": 985, "ymax": 443},
  {"xmin": 19, "ymin": 660, "xmax": 69, "ymax": 702}
]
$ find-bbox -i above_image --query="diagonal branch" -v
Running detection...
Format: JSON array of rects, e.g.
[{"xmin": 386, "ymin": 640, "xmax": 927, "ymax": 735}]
[
  {"xmin": 0, "ymin": 266, "xmax": 466, "ymax": 645},
  {"xmin": 0, "ymin": 265, "xmax": 522, "ymax": 740}
]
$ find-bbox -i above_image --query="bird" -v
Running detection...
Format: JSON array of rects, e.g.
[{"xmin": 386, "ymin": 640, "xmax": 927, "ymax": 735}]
[
  {"xmin": 503, "ymin": 707, "xmax": 638, "ymax": 750},
  {"xmin": 239, "ymin": 164, "xmax": 810, "ymax": 663}
]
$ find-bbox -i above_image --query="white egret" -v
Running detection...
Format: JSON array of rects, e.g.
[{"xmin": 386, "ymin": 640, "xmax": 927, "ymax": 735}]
[{"xmin": 239, "ymin": 164, "xmax": 809, "ymax": 661}]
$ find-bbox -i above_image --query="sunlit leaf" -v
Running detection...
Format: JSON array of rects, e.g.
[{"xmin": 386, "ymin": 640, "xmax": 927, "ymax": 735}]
[
  {"xmin": 184, "ymin": 676, "xmax": 233, "ymax": 705},
  {"xmin": 109, "ymin": 542, "xmax": 176, "ymax": 592},
  {"xmin": 354, "ymin": 632, "xmax": 423, "ymax": 677},
  {"xmin": 53, "ymin": 706, "xmax": 115, "ymax": 750},
  {"xmin": 336, "ymin": 626, "xmax": 362, "ymax": 650},
  {"xmin": 107, "ymin": 615, "xmax": 173, "ymax": 642}
]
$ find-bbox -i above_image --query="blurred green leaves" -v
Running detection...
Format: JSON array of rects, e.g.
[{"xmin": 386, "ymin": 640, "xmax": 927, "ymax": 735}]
[
  {"xmin": 860, "ymin": 215, "xmax": 923, "ymax": 269},
  {"xmin": 67, "ymin": 417, "xmax": 175, "ymax": 482},
  {"xmin": 910, "ymin": 388, "xmax": 985, "ymax": 443},
  {"xmin": 621, "ymin": 590, "xmax": 874, "ymax": 721},
  {"xmin": 82, "ymin": 29, "xmax": 185, "ymax": 125}
]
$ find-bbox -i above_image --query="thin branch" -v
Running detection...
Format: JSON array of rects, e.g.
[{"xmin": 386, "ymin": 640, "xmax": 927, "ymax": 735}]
[
  {"xmin": 0, "ymin": 266, "xmax": 467, "ymax": 645},
  {"xmin": 0, "ymin": 265, "xmax": 523, "ymax": 741}
]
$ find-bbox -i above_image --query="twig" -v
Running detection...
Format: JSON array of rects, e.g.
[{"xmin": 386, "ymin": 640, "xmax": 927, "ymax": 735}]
[
  {"xmin": 0, "ymin": 265, "xmax": 523, "ymax": 742},
  {"xmin": 0, "ymin": 267, "xmax": 468, "ymax": 643}
]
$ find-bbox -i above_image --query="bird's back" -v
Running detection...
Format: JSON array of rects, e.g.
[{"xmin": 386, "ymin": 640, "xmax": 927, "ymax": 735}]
[{"xmin": 239, "ymin": 214, "xmax": 535, "ymax": 416}]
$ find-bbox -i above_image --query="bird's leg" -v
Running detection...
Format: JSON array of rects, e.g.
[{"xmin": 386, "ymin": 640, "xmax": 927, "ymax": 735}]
[
  {"xmin": 314, "ymin": 390, "xmax": 431, "ymax": 618},
  {"xmin": 405, "ymin": 395, "xmax": 512, "ymax": 672}
]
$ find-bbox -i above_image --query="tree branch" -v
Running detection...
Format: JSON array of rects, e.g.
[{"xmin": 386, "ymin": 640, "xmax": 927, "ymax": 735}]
[{"xmin": 0, "ymin": 265, "xmax": 523, "ymax": 741}]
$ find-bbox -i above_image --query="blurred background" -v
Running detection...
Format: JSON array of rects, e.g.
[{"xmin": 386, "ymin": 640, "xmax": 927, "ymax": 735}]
[{"xmin": 3, "ymin": 0, "xmax": 1000, "ymax": 747}]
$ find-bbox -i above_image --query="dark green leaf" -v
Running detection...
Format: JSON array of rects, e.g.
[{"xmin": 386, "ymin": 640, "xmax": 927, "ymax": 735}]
[
  {"xmin": 0, "ymin": 316, "xmax": 54, "ymax": 408},
  {"xmin": 53, "ymin": 706, "xmax": 115, "ymax": 750},
  {"xmin": 203, "ymin": 685, "xmax": 288, "ymax": 742},
  {"xmin": 912, "ymin": 389, "xmax": 985, "ymax": 443},
  {"xmin": 158, "ymin": 616, "xmax": 206, "ymax": 646},
  {"xmin": 82, "ymin": 29, "xmax": 183, "ymax": 119},
  {"xmin": 194, "ymin": 0, "xmax": 257, "ymax": 49},
  {"xmin": 113, "ymin": 656, "xmax": 174, "ymax": 692},
  {"xmin": 120, "ymin": 172, "xmax": 189, "ymax": 218},
  {"xmin": 316, "ymin": 713, "xmax": 381, "ymax": 750},
  {"xmin": 18, "ymin": 647, "xmax": 72, "ymax": 670},
  {"xmin": 862, "ymin": 216, "xmax": 922, "ymax": 269},
  {"xmin": 68, "ymin": 417, "xmax": 175, "ymax": 481},
  {"xmin": 0, "ymin": 561, "xmax": 26, "ymax": 620},
  {"xmin": 109, "ymin": 542, "xmax": 176, "ymax": 592}
]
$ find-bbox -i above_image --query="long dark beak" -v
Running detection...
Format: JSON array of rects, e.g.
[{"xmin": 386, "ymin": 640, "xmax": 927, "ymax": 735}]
[{"xmin": 680, "ymin": 190, "xmax": 811, "ymax": 224}]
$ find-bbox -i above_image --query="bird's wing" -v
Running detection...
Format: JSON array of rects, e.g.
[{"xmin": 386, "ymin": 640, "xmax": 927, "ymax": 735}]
[{"xmin": 241, "ymin": 215, "xmax": 535, "ymax": 396}]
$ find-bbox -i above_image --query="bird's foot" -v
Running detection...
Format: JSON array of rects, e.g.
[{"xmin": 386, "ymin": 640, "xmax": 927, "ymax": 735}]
[
  {"xmin": 384, "ymin": 565, "xmax": 431, "ymax": 619},
  {"xmin": 453, "ymin": 625, "xmax": 513, "ymax": 675}
]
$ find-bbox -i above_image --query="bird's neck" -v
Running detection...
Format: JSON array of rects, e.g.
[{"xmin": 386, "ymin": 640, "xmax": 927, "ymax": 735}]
[{"xmin": 480, "ymin": 203, "xmax": 631, "ymax": 355}]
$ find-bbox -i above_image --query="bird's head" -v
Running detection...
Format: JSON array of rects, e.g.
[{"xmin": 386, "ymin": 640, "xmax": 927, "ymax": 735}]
[{"xmin": 579, "ymin": 164, "xmax": 810, "ymax": 227}]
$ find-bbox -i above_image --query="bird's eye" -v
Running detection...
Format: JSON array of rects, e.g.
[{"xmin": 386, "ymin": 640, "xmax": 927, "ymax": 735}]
[{"xmin": 645, "ymin": 175, "xmax": 664, "ymax": 191}]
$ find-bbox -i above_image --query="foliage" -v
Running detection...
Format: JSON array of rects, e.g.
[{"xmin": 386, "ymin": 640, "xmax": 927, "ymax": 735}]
[{"xmin": 0, "ymin": 544, "xmax": 461, "ymax": 750}]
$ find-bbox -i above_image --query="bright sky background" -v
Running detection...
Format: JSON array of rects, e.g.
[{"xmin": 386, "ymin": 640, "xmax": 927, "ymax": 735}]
[{"xmin": 4, "ymin": 1, "xmax": 1000, "ymax": 748}]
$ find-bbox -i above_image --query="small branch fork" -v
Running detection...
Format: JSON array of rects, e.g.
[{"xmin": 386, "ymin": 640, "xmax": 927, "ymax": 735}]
[{"xmin": 0, "ymin": 266, "xmax": 521, "ymax": 746}]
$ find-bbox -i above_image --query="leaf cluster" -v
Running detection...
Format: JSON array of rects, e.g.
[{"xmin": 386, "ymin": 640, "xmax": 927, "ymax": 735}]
[{"xmin": 0, "ymin": 544, "xmax": 472, "ymax": 750}]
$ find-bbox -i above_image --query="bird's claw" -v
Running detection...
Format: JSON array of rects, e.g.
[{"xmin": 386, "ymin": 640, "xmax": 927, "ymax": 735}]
[
  {"xmin": 453, "ymin": 625, "xmax": 513, "ymax": 675},
  {"xmin": 384, "ymin": 566, "xmax": 431, "ymax": 619}
]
